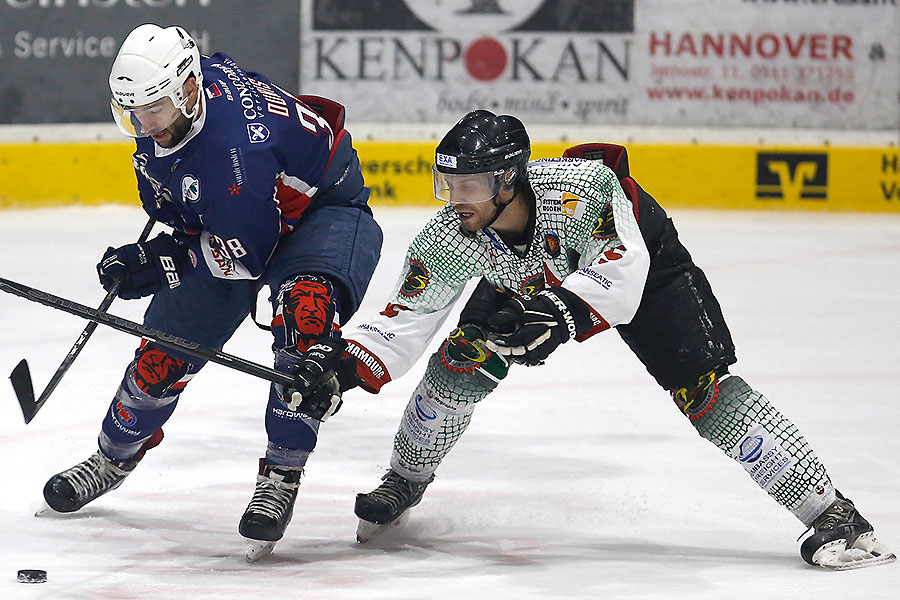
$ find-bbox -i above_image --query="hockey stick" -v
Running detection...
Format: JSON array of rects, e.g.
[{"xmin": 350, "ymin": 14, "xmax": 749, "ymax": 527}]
[
  {"xmin": 1, "ymin": 277, "xmax": 295, "ymax": 420},
  {"xmin": 8, "ymin": 218, "xmax": 156, "ymax": 424}
]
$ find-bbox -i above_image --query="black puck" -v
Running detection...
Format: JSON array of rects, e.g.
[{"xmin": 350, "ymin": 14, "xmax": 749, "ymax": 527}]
[{"xmin": 17, "ymin": 569, "xmax": 47, "ymax": 584}]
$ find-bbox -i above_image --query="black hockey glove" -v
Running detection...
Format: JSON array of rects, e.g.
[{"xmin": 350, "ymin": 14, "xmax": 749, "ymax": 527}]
[
  {"xmin": 97, "ymin": 233, "xmax": 189, "ymax": 300},
  {"xmin": 485, "ymin": 287, "xmax": 592, "ymax": 366},
  {"xmin": 282, "ymin": 336, "xmax": 360, "ymax": 421}
]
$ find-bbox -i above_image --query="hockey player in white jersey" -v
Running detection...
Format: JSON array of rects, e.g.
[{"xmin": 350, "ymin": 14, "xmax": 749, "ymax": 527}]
[{"xmin": 299, "ymin": 110, "xmax": 893, "ymax": 570}]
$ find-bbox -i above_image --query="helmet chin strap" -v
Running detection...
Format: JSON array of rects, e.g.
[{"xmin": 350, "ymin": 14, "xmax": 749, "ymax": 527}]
[
  {"xmin": 483, "ymin": 169, "xmax": 517, "ymax": 228},
  {"xmin": 484, "ymin": 192, "xmax": 512, "ymax": 229}
]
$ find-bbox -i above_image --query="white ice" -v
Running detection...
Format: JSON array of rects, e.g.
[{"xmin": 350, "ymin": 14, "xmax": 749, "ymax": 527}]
[{"xmin": 1, "ymin": 205, "xmax": 898, "ymax": 599}]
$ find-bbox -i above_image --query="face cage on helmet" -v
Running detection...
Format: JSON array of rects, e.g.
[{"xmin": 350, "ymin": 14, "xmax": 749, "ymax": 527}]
[
  {"xmin": 110, "ymin": 91, "xmax": 193, "ymax": 139},
  {"xmin": 433, "ymin": 165, "xmax": 510, "ymax": 205}
]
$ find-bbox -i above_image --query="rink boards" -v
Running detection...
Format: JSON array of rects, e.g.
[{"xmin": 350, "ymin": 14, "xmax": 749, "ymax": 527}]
[{"xmin": 1, "ymin": 139, "xmax": 898, "ymax": 213}]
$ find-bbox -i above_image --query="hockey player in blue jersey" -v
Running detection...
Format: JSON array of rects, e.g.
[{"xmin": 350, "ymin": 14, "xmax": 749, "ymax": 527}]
[{"xmin": 40, "ymin": 24, "xmax": 383, "ymax": 561}]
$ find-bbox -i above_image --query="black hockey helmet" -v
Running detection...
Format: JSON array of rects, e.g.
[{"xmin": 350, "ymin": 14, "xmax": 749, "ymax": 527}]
[{"xmin": 433, "ymin": 110, "xmax": 531, "ymax": 204}]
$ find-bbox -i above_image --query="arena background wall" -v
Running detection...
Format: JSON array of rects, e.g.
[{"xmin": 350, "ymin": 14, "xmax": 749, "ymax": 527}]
[
  {"xmin": 1, "ymin": 0, "xmax": 898, "ymax": 213},
  {"xmin": 1, "ymin": 129, "xmax": 898, "ymax": 212}
]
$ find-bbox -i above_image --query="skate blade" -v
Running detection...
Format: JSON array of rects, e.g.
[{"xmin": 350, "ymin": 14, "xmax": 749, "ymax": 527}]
[
  {"xmin": 811, "ymin": 532, "xmax": 897, "ymax": 571},
  {"xmin": 356, "ymin": 509, "xmax": 411, "ymax": 543},
  {"xmin": 245, "ymin": 540, "xmax": 277, "ymax": 563},
  {"xmin": 33, "ymin": 501, "xmax": 66, "ymax": 517}
]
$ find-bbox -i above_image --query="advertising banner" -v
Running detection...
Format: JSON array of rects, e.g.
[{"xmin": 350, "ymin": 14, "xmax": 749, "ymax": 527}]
[
  {"xmin": 0, "ymin": 0, "xmax": 299, "ymax": 124},
  {"xmin": 4, "ymin": 138, "xmax": 898, "ymax": 212},
  {"xmin": 301, "ymin": 0, "xmax": 900, "ymax": 130}
]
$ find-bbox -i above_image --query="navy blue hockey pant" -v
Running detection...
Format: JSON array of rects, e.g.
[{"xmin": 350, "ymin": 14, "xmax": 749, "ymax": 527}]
[{"xmin": 98, "ymin": 206, "xmax": 382, "ymax": 466}]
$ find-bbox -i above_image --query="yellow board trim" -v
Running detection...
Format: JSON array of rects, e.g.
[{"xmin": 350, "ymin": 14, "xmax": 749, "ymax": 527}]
[{"xmin": 2, "ymin": 140, "xmax": 899, "ymax": 212}]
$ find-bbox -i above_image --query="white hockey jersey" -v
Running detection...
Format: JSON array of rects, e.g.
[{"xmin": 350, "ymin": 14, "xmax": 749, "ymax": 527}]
[{"xmin": 346, "ymin": 157, "xmax": 650, "ymax": 391}]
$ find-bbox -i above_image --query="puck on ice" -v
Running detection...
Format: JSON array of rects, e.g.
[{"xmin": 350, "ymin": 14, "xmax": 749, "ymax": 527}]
[{"xmin": 17, "ymin": 569, "xmax": 47, "ymax": 584}]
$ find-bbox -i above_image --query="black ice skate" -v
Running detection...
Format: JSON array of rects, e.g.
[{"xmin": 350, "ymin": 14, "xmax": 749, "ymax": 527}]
[
  {"xmin": 41, "ymin": 429, "xmax": 164, "ymax": 514},
  {"xmin": 354, "ymin": 470, "xmax": 434, "ymax": 542},
  {"xmin": 800, "ymin": 491, "xmax": 896, "ymax": 570},
  {"xmin": 239, "ymin": 460, "xmax": 301, "ymax": 562}
]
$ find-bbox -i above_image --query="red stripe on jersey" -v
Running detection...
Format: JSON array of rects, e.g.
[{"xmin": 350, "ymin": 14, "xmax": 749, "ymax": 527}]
[
  {"xmin": 345, "ymin": 340, "xmax": 391, "ymax": 393},
  {"xmin": 274, "ymin": 179, "xmax": 312, "ymax": 232},
  {"xmin": 574, "ymin": 307, "xmax": 611, "ymax": 342},
  {"xmin": 620, "ymin": 177, "xmax": 640, "ymax": 222}
]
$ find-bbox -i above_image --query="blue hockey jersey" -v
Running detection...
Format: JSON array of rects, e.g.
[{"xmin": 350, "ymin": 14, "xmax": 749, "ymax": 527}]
[{"xmin": 130, "ymin": 53, "xmax": 369, "ymax": 281}]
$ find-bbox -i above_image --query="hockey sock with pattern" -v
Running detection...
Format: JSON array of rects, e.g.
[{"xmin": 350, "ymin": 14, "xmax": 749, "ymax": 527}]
[
  {"xmin": 677, "ymin": 373, "xmax": 836, "ymax": 526},
  {"xmin": 391, "ymin": 330, "xmax": 507, "ymax": 481}
]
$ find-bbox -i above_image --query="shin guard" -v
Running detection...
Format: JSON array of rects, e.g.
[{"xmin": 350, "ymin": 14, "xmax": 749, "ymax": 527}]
[
  {"xmin": 675, "ymin": 373, "xmax": 836, "ymax": 526},
  {"xmin": 99, "ymin": 342, "xmax": 194, "ymax": 461},
  {"xmin": 391, "ymin": 326, "xmax": 508, "ymax": 481},
  {"xmin": 265, "ymin": 275, "xmax": 340, "ymax": 467}
]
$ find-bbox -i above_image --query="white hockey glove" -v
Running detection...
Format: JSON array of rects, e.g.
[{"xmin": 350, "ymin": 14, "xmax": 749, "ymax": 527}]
[
  {"xmin": 279, "ymin": 337, "xmax": 359, "ymax": 421},
  {"xmin": 485, "ymin": 287, "xmax": 591, "ymax": 366}
]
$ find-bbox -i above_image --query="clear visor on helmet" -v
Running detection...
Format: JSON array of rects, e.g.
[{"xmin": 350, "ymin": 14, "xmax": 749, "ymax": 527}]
[
  {"xmin": 110, "ymin": 95, "xmax": 183, "ymax": 138},
  {"xmin": 432, "ymin": 165, "xmax": 502, "ymax": 204}
]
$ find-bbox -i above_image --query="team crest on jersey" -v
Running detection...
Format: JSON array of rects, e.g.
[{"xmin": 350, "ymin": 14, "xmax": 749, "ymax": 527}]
[
  {"xmin": 247, "ymin": 123, "xmax": 270, "ymax": 144},
  {"xmin": 520, "ymin": 272, "xmax": 545, "ymax": 296},
  {"xmin": 591, "ymin": 206, "xmax": 616, "ymax": 239},
  {"xmin": 543, "ymin": 230, "xmax": 561, "ymax": 257},
  {"xmin": 181, "ymin": 174, "xmax": 201, "ymax": 203},
  {"xmin": 400, "ymin": 259, "xmax": 429, "ymax": 298}
]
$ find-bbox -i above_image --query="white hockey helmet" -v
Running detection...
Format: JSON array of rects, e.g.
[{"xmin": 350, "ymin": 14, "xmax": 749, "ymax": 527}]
[{"xmin": 109, "ymin": 24, "xmax": 202, "ymax": 138}]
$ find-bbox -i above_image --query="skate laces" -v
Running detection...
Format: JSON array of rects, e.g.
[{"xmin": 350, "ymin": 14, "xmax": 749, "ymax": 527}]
[
  {"xmin": 247, "ymin": 470, "xmax": 300, "ymax": 521},
  {"xmin": 812, "ymin": 497, "xmax": 856, "ymax": 531},
  {"xmin": 61, "ymin": 452, "xmax": 131, "ymax": 502},
  {"xmin": 798, "ymin": 497, "xmax": 859, "ymax": 541},
  {"xmin": 368, "ymin": 471, "xmax": 431, "ymax": 510}
]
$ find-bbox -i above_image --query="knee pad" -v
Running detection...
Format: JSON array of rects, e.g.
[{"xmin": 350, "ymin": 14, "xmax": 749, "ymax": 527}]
[
  {"xmin": 671, "ymin": 368, "xmax": 723, "ymax": 421},
  {"xmin": 438, "ymin": 325, "xmax": 509, "ymax": 384},
  {"xmin": 413, "ymin": 325, "xmax": 508, "ymax": 422},
  {"xmin": 272, "ymin": 275, "xmax": 339, "ymax": 353},
  {"xmin": 263, "ymin": 275, "xmax": 340, "ymax": 465},
  {"xmin": 129, "ymin": 340, "xmax": 192, "ymax": 398}
]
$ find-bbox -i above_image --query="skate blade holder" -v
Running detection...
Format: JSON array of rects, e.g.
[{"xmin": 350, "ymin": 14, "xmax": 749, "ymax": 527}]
[{"xmin": 811, "ymin": 532, "xmax": 897, "ymax": 571}]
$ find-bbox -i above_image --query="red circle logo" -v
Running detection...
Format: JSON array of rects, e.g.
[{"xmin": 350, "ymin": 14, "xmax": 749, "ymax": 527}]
[{"xmin": 464, "ymin": 38, "xmax": 507, "ymax": 81}]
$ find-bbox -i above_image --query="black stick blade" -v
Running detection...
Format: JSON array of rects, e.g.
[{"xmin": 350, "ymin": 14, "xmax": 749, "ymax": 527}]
[{"xmin": 10, "ymin": 359, "xmax": 39, "ymax": 424}]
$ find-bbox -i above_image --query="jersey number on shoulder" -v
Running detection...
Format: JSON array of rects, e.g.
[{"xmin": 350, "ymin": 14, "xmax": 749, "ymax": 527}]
[{"xmin": 296, "ymin": 103, "xmax": 329, "ymax": 136}]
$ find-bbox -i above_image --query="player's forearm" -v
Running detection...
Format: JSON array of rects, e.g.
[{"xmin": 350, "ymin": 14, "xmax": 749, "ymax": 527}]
[{"xmin": 345, "ymin": 294, "xmax": 463, "ymax": 392}]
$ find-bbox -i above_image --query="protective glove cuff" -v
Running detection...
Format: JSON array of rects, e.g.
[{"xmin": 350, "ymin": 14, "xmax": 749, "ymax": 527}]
[{"xmin": 539, "ymin": 286, "xmax": 593, "ymax": 340}]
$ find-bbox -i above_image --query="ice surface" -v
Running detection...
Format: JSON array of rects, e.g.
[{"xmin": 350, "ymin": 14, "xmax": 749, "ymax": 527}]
[{"xmin": 1, "ymin": 205, "xmax": 898, "ymax": 599}]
